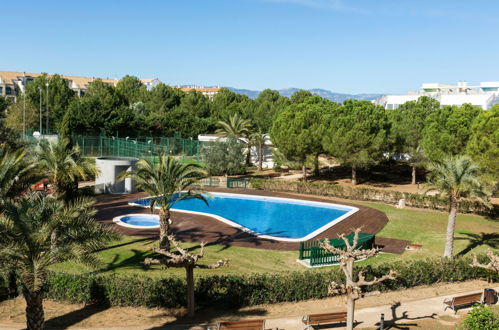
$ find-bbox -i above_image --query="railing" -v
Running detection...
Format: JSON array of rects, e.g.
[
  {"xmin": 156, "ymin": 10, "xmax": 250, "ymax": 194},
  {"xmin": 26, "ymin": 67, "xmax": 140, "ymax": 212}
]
[
  {"xmin": 227, "ymin": 178, "xmax": 250, "ymax": 189},
  {"xmin": 299, "ymin": 233, "xmax": 375, "ymax": 265},
  {"xmin": 310, "ymin": 246, "xmax": 341, "ymax": 266}
]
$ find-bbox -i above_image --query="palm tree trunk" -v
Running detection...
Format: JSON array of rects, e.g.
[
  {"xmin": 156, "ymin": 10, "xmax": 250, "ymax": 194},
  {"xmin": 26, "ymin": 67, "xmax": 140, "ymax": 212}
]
[
  {"xmin": 159, "ymin": 209, "xmax": 171, "ymax": 251},
  {"xmin": 258, "ymin": 143, "xmax": 263, "ymax": 171},
  {"xmin": 411, "ymin": 165, "xmax": 416, "ymax": 185},
  {"xmin": 302, "ymin": 164, "xmax": 307, "ymax": 182},
  {"xmin": 245, "ymin": 144, "xmax": 251, "ymax": 166},
  {"xmin": 351, "ymin": 166, "xmax": 357, "ymax": 185},
  {"xmin": 186, "ymin": 265, "xmax": 195, "ymax": 317},
  {"xmin": 8, "ymin": 270, "xmax": 18, "ymax": 299},
  {"xmin": 443, "ymin": 196, "xmax": 458, "ymax": 258},
  {"xmin": 23, "ymin": 288, "xmax": 44, "ymax": 330}
]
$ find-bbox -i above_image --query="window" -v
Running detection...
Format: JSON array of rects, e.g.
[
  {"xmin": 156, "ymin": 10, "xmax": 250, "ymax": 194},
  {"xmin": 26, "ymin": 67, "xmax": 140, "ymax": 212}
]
[
  {"xmin": 0, "ymin": 87, "xmax": 3, "ymax": 95},
  {"xmin": 6, "ymin": 86, "xmax": 12, "ymax": 95}
]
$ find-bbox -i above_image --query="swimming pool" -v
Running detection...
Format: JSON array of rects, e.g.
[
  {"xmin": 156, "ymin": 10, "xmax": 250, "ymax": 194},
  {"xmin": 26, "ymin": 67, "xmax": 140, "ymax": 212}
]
[
  {"xmin": 129, "ymin": 192, "xmax": 358, "ymax": 242},
  {"xmin": 113, "ymin": 214, "xmax": 160, "ymax": 229}
]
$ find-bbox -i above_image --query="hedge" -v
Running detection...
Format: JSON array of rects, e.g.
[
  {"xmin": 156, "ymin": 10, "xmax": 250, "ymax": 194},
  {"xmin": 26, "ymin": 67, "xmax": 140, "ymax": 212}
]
[
  {"xmin": 250, "ymin": 179, "xmax": 498, "ymax": 217},
  {"xmin": 2, "ymin": 257, "xmax": 495, "ymax": 308}
]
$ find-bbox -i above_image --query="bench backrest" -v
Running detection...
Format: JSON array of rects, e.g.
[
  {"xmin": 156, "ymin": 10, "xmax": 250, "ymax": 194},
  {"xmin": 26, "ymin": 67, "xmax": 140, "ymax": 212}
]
[
  {"xmin": 452, "ymin": 293, "xmax": 482, "ymax": 305},
  {"xmin": 218, "ymin": 319, "xmax": 265, "ymax": 330},
  {"xmin": 308, "ymin": 312, "xmax": 348, "ymax": 323}
]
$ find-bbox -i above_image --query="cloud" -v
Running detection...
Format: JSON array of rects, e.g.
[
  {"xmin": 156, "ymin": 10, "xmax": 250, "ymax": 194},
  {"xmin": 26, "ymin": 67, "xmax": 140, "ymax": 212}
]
[{"xmin": 266, "ymin": 0, "xmax": 358, "ymax": 12}]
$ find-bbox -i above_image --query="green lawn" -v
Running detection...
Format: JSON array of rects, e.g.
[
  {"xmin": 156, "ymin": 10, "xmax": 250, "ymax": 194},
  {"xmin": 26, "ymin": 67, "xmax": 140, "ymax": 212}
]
[{"xmin": 51, "ymin": 202, "xmax": 498, "ymax": 277}]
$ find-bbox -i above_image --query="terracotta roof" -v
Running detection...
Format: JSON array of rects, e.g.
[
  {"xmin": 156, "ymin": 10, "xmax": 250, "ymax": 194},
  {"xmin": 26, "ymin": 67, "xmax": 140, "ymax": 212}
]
[
  {"xmin": 0, "ymin": 70, "xmax": 117, "ymax": 89},
  {"xmin": 179, "ymin": 87, "xmax": 221, "ymax": 93}
]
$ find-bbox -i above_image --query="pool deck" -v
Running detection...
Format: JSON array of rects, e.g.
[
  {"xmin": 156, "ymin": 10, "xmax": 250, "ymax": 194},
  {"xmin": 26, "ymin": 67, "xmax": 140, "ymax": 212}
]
[{"xmin": 95, "ymin": 188, "xmax": 408, "ymax": 253}]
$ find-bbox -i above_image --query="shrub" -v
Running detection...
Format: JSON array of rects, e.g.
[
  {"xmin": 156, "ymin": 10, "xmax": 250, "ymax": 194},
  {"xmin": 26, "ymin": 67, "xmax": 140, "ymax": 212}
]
[
  {"xmin": 201, "ymin": 137, "xmax": 246, "ymax": 176},
  {"xmin": 250, "ymin": 179, "xmax": 498, "ymax": 217},
  {"xmin": 461, "ymin": 305, "xmax": 499, "ymax": 330}
]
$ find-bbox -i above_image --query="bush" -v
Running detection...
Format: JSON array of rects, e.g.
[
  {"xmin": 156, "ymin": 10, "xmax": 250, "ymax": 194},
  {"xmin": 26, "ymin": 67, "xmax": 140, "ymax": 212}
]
[
  {"xmin": 0, "ymin": 256, "xmax": 491, "ymax": 309},
  {"xmin": 461, "ymin": 305, "xmax": 499, "ymax": 330},
  {"xmin": 250, "ymin": 179, "xmax": 498, "ymax": 217},
  {"xmin": 201, "ymin": 137, "xmax": 246, "ymax": 176}
]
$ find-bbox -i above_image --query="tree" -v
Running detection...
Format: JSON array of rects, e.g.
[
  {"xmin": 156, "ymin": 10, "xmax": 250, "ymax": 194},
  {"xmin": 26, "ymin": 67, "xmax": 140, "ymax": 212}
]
[
  {"xmin": 390, "ymin": 96, "xmax": 440, "ymax": 184},
  {"xmin": 253, "ymin": 89, "xmax": 289, "ymax": 133},
  {"xmin": 144, "ymin": 234, "xmax": 227, "ymax": 317},
  {"xmin": 0, "ymin": 147, "xmax": 38, "ymax": 206},
  {"xmin": 35, "ymin": 138, "xmax": 98, "ymax": 200},
  {"xmin": 470, "ymin": 250, "xmax": 499, "ymax": 273},
  {"xmin": 320, "ymin": 228, "xmax": 397, "ymax": 330},
  {"xmin": 116, "ymin": 75, "xmax": 146, "ymax": 105},
  {"xmin": 4, "ymin": 97, "xmax": 39, "ymax": 133},
  {"xmin": 290, "ymin": 90, "xmax": 313, "ymax": 104},
  {"xmin": 216, "ymin": 114, "xmax": 253, "ymax": 165},
  {"xmin": 271, "ymin": 102, "xmax": 326, "ymax": 181},
  {"xmin": 119, "ymin": 156, "xmax": 207, "ymax": 250},
  {"xmin": 201, "ymin": 136, "xmax": 246, "ymax": 176},
  {"xmin": 250, "ymin": 131, "xmax": 267, "ymax": 171},
  {"xmin": 323, "ymin": 100, "xmax": 389, "ymax": 184},
  {"xmin": 466, "ymin": 105, "xmax": 499, "ymax": 185},
  {"xmin": 426, "ymin": 156, "xmax": 490, "ymax": 258},
  {"xmin": 0, "ymin": 192, "xmax": 117, "ymax": 330},
  {"xmin": 422, "ymin": 104, "xmax": 482, "ymax": 163},
  {"xmin": 24, "ymin": 73, "xmax": 75, "ymax": 132}
]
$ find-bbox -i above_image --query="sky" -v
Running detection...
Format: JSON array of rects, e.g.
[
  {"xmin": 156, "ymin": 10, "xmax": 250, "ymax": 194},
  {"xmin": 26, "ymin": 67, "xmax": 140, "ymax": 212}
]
[{"xmin": 2, "ymin": 0, "xmax": 499, "ymax": 94}]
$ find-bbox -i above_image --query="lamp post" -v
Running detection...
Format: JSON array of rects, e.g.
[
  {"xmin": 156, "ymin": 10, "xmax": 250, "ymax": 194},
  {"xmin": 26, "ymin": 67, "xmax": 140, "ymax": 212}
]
[
  {"xmin": 38, "ymin": 87, "xmax": 42, "ymax": 135},
  {"xmin": 45, "ymin": 82, "xmax": 49, "ymax": 134},
  {"xmin": 23, "ymin": 89, "xmax": 26, "ymax": 136}
]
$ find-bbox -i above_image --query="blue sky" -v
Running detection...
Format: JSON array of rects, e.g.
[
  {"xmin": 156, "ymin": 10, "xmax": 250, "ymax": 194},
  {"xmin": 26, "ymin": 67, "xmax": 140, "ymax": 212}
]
[{"xmin": 2, "ymin": 0, "xmax": 499, "ymax": 94}]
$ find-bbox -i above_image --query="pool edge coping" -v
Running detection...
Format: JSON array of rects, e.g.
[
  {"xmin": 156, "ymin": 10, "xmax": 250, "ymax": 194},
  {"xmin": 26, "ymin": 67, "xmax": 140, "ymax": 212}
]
[{"xmin": 113, "ymin": 213, "xmax": 160, "ymax": 229}]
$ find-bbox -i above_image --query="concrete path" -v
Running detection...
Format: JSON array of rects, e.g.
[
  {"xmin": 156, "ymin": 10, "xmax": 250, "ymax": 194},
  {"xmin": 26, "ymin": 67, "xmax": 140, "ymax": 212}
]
[{"xmin": 264, "ymin": 287, "xmax": 498, "ymax": 329}]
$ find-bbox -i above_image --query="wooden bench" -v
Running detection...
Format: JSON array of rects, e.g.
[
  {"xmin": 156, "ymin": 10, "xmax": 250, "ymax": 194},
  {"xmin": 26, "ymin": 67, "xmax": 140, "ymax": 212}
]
[
  {"xmin": 216, "ymin": 319, "xmax": 266, "ymax": 330},
  {"xmin": 302, "ymin": 312, "xmax": 348, "ymax": 329},
  {"xmin": 444, "ymin": 292, "xmax": 483, "ymax": 314}
]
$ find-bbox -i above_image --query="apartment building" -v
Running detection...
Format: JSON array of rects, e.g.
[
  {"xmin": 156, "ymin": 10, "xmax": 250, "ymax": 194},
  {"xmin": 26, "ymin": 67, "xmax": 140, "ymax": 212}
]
[
  {"xmin": 177, "ymin": 86, "xmax": 221, "ymax": 99},
  {"xmin": 374, "ymin": 81, "xmax": 499, "ymax": 110}
]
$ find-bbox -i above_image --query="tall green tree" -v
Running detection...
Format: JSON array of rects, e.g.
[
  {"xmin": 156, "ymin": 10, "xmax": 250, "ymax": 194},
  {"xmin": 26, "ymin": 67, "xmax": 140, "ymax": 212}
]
[
  {"xmin": 119, "ymin": 156, "xmax": 208, "ymax": 250},
  {"xmin": 5, "ymin": 97, "xmax": 39, "ymax": 133},
  {"xmin": 35, "ymin": 139, "xmax": 98, "ymax": 201},
  {"xmin": 466, "ymin": 105, "xmax": 499, "ymax": 185},
  {"xmin": 116, "ymin": 75, "xmax": 146, "ymax": 105},
  {"xmin": 24, "ymin": 73, "xmax": 75, "ymax": 132},
  {"xmin": 271, "ymin": 102, "xmax": 325, "ymax": 181},
  {"xmin": 426, "ymin": 156, "xmax": 490, "ymax": 258},
  {"xmin": 253, "ymin": 89, "xmax": 289, "ymax": 133},
  {"xmin": 322, "ymin": 100, "xmax": 389, "ymax": 185},
  {"xmin": 390, "ymin": 96, "xmax": 440, "ymax": 184},
  {"xmin": 0, "ymin": 192, "xmax": 117, "ymax": 330},
  {"xmin": 290, "ymin": 90, "xmax": 313, "ymax": 104},
  {"xmin": 422, "ymin": 104, "xmax": 482, "ymax": 162}
]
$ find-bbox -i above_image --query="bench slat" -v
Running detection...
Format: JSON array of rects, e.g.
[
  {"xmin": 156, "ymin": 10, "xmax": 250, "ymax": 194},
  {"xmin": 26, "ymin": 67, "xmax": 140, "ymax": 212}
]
[
  {"xmin": 219, "ymin": 319, "xmax": 265, "ymax": 330},
  {"xmin": 304, "ymin": 312, "xmax": 347, "ymax": 325}
]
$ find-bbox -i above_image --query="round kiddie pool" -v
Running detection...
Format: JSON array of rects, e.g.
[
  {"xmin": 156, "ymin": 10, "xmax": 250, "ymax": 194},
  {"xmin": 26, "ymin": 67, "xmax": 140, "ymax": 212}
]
[{"xmin": 113, "ymin": 214, "xmax": 160, "ymax": 229}]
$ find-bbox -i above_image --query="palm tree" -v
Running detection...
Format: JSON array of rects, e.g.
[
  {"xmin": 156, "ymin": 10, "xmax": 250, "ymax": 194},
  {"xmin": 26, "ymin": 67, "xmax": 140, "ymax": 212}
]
[
  {"xmin": 0, "ymin": 192, "xmax": 117, "ymax": 330},
  {"xmin": 0, "ymin": 147, "xmax": 39, "ymax": 206},
  {"xmin": 120, "ymin": 155, "xmax": 208, "ymax": 250},
  {"xmin": 426, "ymin": 156, "xmax": 490, "ymax": 258},
  {"xmin": 216, "ymin": 114, "xmax": 253, "ymax": 166},
  {"xmin": 35, "ymin": 138, "xmax": 98, "ymax": 200},
  {"xmin": 250, "ymin": 131, "xmax": 267, "ymax": 171}
]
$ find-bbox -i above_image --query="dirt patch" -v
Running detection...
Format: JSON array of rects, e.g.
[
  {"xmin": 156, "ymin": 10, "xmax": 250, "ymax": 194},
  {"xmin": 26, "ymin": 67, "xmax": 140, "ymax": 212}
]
[{"xmin": 0, "ymin": 280, "xmax": 493, "ymax": 329}]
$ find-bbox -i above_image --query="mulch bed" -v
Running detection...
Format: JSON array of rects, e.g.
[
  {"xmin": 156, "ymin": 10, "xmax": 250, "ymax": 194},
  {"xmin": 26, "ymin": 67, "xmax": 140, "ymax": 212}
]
[{"xmin": 94, "ymin": 188, "xmax": 408, "ymax": 253}]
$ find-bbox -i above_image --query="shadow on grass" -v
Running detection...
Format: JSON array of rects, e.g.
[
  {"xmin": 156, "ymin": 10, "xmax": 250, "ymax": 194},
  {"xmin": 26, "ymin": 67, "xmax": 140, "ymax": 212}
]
[
  {"xmin": 455, "ymin": 231, "xmax": 499, "ymax": 257},
  {"xmin": 94, "ymin": 237, "xmax": 156, "ymax": 253},
  {"xmin": 374, "ymin": 301, "xmax": 437, "ymax": 330}
]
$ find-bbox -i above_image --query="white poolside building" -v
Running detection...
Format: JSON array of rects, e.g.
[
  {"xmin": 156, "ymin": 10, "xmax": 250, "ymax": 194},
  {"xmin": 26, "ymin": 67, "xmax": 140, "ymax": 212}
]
[{"xmin": 374, "ymin": 81, "xmax": 499, "ymax": 110}]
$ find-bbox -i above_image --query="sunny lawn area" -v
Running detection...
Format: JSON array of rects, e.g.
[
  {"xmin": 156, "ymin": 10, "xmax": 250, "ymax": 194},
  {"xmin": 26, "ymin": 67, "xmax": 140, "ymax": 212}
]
[{"xmin": 51, "ymin": 201, "xmax": 498, "ymax": 277}]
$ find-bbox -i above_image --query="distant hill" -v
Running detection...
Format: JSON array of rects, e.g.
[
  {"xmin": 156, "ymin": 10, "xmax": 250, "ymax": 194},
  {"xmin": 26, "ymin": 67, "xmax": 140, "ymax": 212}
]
[{"xmin": 228, "ymin": 87, "xmax": 382, "ymax": 103}]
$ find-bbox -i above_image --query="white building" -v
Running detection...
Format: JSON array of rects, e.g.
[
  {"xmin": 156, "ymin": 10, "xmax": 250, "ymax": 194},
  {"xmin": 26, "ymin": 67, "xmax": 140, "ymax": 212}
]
[
  {"xmin": 198, "ymin": 134, "xmax": 275, "ymax": 168},
  {"xmin": 374, "ymin": 81, "xmax": 499, "ymax": 110}
]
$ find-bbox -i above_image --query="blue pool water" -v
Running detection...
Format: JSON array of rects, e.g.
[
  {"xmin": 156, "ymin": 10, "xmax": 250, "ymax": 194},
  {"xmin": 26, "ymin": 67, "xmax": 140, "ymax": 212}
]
[
  {"xmin": 130, "ymin": 193, "xmax": 357, "ymax": 241},
  {"xmin": 120, "ymin": 214, "xmax": 159, "ymax": 227}
]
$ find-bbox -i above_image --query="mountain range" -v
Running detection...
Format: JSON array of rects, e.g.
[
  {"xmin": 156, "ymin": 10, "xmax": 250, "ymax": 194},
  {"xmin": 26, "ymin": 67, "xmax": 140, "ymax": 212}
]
[{"xmin": 228, "ymin": 87, "xmax": 383, "ymax": 103}]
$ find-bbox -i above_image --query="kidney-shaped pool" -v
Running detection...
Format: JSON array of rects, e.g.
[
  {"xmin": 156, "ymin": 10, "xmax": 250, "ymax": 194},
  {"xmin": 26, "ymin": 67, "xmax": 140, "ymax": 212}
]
[{"xmin": 127, "ymin": 192, "xmax": 358, "ymax": 242}]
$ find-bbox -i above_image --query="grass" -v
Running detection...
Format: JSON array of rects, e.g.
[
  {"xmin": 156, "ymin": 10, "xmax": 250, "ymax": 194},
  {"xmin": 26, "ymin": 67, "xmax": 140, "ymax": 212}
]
[{"xmin": 51, "ymin": 201, "xmax": 498, "ymax": 277}]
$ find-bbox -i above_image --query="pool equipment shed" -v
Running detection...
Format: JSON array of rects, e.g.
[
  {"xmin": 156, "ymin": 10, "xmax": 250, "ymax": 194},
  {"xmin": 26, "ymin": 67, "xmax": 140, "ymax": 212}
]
[{"xmin": 95, "ymin": 157, "xmax": 139, "ymax": 194}]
